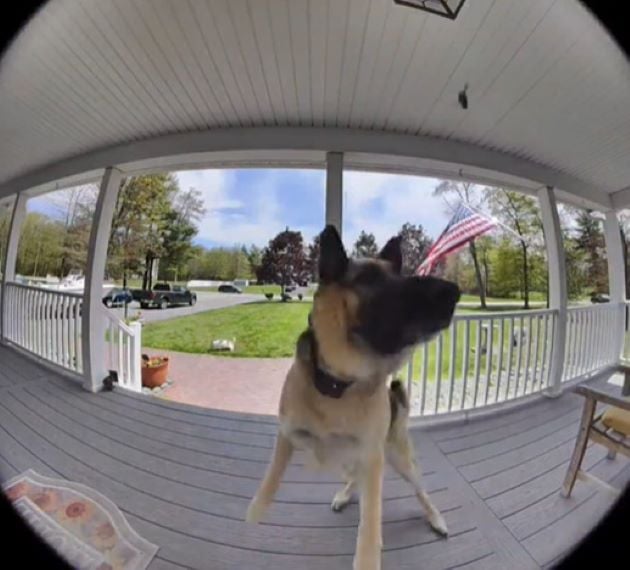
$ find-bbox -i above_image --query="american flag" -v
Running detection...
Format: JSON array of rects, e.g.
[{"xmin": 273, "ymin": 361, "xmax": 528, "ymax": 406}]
[{"xmin": 416, "ymin": 203, "xmax": 496, "ymax": 276}]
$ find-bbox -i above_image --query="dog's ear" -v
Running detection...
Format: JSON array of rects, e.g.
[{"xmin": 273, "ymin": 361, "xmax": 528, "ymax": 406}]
[
  {"xmin": 319, "ymin": 225, "xmax": 348, "ymax": 283},
  {"xmin": 379, "ymin": 236, "xmax": 403, "ymax": 274}
]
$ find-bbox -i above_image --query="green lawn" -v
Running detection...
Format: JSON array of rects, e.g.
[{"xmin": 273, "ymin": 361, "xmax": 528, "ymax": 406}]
[
  {"xmin": 142, "ymin": 301, "xmax": 312, "ymax": 357},
  {"xmin": 142, "ymin": 299, "xmax": 551, "ymax": 371}
]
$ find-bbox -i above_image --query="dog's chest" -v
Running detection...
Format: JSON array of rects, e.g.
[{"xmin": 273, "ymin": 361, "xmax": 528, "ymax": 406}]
[{"xmin": 285, "ymin": 425, "xmax": 363, "ymax": 468}]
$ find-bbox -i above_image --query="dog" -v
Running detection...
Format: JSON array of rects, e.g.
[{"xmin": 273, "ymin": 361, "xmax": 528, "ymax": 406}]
[{"xmin": 246, "ymin": 225, "xmax": 460, "ymax": 570}]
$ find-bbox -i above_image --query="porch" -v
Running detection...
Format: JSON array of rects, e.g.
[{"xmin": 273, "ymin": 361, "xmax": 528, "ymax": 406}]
[
  {"xmin": 1, "ymin": 0, "xmax": 630, "ymax": 567},
  {"xmin": 1, "ymin": 345, "xmax": 628, "ymax": 569}
]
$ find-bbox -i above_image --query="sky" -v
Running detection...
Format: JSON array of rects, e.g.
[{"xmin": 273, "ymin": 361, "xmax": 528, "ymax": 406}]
[
  {"xmin": 25, "ymin": 168, "xmax": 453, "ymax": 251},
  {"xmin": 175, "ymin": 169, "xmax": 450, "ymax": 250}
]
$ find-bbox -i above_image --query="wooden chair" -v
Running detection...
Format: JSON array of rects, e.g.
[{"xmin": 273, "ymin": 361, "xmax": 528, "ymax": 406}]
[{"xmin": 562, "ymin": 384, "xmax": 630, "ymax": 498}]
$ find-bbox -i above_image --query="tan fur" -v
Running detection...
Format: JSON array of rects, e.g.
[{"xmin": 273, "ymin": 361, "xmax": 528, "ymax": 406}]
[{"xmin": 247, "ymin": 278, "xmax": 447, "ymax": 570}]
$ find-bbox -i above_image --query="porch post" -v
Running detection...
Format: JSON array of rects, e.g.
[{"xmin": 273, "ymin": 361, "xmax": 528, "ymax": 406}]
[
  {"xmin": 325, "ymin": 152, "xmax": 343, "ymax": 236},
  {"xmin": 603, "ymin": 210, "xmax": 626, "ymax": 359},
  {"xmin": 1, "ymin": 193, "xmax": 28, "ymax": 342},
  {"xmin": 82, "ymin": 167, "xmax": 122, "ymax": 392},
  {"xmin": 538, "ymin": 186, "xmax": 568, "ymax": 396}
]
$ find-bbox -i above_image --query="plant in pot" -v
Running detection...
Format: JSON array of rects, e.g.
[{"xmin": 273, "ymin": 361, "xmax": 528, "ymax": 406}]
[{"xmin": 141, "ymin": 354, "xmax": 169, "ymax": 389}]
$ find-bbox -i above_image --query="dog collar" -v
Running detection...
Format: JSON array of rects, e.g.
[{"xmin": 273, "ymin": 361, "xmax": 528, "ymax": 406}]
[
  {"xmin": 306, "ymin": 323, "xmax": 354, "ymax": 399},
  {"xmin": 313, "ymin": 365, "xmax": 354, "ymax": 398}
]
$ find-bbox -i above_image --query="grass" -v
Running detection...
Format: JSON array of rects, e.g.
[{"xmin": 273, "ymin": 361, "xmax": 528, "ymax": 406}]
[
  {"xmin": 142, "ymin": 298, "xmax": 551, "ymax": 371},
  {"xmin": 142, "ymin": 300, "xmax": 312, "ymax": 357}
]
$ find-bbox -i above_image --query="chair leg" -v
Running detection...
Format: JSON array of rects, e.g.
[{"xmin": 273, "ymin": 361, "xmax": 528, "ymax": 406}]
[
  {"xmin": 562, "ymin": 397, "xmax": 596, "ymax": 498},
  {"xmin": 606, "ymin": 431, "xmax": 624, "ymax": 460}
]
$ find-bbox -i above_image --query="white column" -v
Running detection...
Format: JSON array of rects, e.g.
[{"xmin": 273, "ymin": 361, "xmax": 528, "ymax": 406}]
[
  {"xmin": 603, "ymin": 210, "xmax": 626, "ymax": 361},
  {"xmin": 1, "ymin": 193, "xmax": 28, "ymax": 342},
  {"xmin": 325, "ymin": 152, "xmax": 343, "ymax": 236},
  {"xmin": 82, "ymin": 167, "xmax": 122, "ymax": 392},
  {"xmin": 538, "ymin": 186, "xmax": 568, "ymax": 396},
  {"xmin": 604, "ymin": 211, "xmax": 625, "ymax": 303}
]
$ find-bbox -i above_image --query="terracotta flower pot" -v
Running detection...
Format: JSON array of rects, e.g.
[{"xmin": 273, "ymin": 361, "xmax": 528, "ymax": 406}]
[{"xmin": 141, "ymin": 357, "xmax": 169, "ymax": 388}]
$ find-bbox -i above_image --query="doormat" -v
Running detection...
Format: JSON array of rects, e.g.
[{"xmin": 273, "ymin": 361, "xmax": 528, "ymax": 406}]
[{"xmin": 3, "ymin": 469, "xmax": 158, "ymax": 569}]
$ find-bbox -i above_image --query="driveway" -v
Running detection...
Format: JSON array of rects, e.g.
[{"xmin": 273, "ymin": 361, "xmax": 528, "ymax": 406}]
[{"xmin": 110, "ymin": 291, "xmax": 261, "ymax": 323}]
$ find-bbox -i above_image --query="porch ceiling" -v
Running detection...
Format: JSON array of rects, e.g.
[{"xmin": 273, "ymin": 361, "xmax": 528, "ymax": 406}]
[{"xmin": 0, "ymin": 0, "xmax": 629, "ymax": 207}]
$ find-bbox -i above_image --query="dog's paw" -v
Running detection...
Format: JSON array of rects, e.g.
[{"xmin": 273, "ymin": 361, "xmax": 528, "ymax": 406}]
[
  {"xmin": 331, "ymin": 491, "xmax": 352, "ymax": 512},
  {"xmin": 427, "ymin": 510, "xmax": 448, "ymax": 537},
  {"xmin": 245, "ymin": 498, "xmax": 267, "ymax": 523}
]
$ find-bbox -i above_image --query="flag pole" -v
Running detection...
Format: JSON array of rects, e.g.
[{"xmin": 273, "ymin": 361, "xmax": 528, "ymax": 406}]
[{"xmin": 462, "ymin": 201, "xmax": 535, "ymax": 247}]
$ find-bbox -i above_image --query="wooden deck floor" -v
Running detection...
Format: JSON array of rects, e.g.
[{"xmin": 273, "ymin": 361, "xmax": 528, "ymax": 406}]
[{"xmin": 0, "ymin": 345, "xmax": 628, "ymax": 569}]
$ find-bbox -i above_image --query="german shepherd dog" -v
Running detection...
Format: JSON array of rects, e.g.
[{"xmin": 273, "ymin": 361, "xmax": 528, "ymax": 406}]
[{"xmin": 246, "ymin": 225, "xmax": 460, "ymax": 570}]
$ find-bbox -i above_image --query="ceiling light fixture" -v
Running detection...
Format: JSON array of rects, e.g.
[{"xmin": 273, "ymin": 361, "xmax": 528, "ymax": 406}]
[{"xmin": 393, "ymin": 0, "xmax": 467, "ymax": 20}]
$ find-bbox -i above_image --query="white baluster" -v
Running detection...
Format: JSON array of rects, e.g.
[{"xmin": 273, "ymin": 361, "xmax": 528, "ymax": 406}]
[
  {"xmin": 461, "ymin": 319, "xmax": 470, "ymax": 410},
  {"xmin": 447, "ymin": 321, "xmax": 457, "ymax": 412},
  {"xmin": 484, "ymin": 318, "xmax": 494, "ymax": 404}
]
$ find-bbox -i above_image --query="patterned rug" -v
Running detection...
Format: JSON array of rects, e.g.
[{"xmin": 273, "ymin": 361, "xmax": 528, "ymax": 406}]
[{"xmin": 3, "ymin": 470, "xmax": 158, "ymax": 570}]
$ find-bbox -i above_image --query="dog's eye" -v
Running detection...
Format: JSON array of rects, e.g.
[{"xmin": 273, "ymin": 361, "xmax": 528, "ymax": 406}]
[{"xmin": 353, "ymin": 267, "xmax": 385, "ymax": 287}]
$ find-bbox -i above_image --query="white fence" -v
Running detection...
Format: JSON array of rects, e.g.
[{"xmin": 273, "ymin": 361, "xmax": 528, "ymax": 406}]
[
  {"xmin": 1, "ymin": 281, "xmax": 142, "ymax": 392},
  {"xmin": 102, "ymin": 307, "xmax": 142, "ymax": 392},
  {"xmin": 406, "ymin": 308, "xmax": 557, "ymax": 417},
  {"xmin": 2, "ymin": 282, "xmax": 83, "ymax": 374},
  {"xmin": 563, "ymin": 303, "xmax": 624, "ymax": 382}
]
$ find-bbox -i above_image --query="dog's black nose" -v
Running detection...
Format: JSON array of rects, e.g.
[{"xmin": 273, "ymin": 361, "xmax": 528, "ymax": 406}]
[
  {"xmin": 436, "ymin": 281, "xmax": 461, "ymax": 308},
  {"xmin": 404, "ymin": 276, "xmax": 460, "ymax": 329}
]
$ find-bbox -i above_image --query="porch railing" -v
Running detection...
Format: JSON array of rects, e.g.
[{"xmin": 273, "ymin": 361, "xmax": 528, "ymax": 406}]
[
  {"xmin": 563, "ymin": 303, "xmax": 623, "ymax": 382},
  {"xmin": 406, "ymin": 308, "xmax": 557, "ymax": 417},
  {"xmin": 102, "ymin": 307, "xmax": 142, "ymax": 393},
  {"xmin": 1, "ymin": 281, "xmax": 142, "ymax": 392},
  {"xmin": 2, "ymin": 281, "xmax": 83, "ymax": 374}
]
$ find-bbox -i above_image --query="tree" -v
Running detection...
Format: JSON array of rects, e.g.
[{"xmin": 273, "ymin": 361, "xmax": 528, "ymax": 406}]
[
  {"xmin": 434, "ymin": 180, "xmax": 488, "ymax": 308},
  {"xmin": 575, "ymin": 210, "xmax": 608, "ymax": 294},
  {"xmin": 398, "ymin": 223, "xmax": 432, "ymax": 276},
  {"xmin": 486, "ymin": 189, "xmax": 543, "ymax": 309},
  {"xmin": 157, "ymin": 187, "xmax": 205, "ymax": 282},
  {"xmin": 50, "ymin": 186, "xmax": 98, "ymax": 278},
  {"xmin": 16, "ymin": 213, "xmax": 65, "ymax": 277},
  {"xmin": 489, "ymin": 239, "xmax": 521, "ymax": 298},
  {"xmin": 352, "ymin": 231, "xmax": 378, "ymax": 258},
  {"xmin": 257, "ymin": 228, "xmax": 309, "ymax": 297},
  {"xmin": 244, "ymin": 244, "xmax": 262, "ymax": 279},
  {"xmin": 307, "ymin": 235, "xmax": 320, "ymax": 283},
  {"xmin": 0, "ymin": 204, "xmax": 12, "ymax": 275},
  {"xmin": 107, "ymin": 174, "xmax": 176, "ymax": 289}
]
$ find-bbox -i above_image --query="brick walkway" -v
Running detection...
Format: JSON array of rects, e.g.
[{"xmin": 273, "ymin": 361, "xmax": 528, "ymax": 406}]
[{"xmin": 143, "ymin": 348, "xmax": 292, "ymax": 415}]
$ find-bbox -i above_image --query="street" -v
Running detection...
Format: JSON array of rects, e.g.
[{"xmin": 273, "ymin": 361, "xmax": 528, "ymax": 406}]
[{"xmin": 109, "ymin": 291, "xmax": 262, "ymax": 323}]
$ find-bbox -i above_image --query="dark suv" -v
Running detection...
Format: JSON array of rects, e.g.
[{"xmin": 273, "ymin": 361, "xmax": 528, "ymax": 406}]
[{"xmin": 139, "ymin": 284, "xmax": 197, "ymax": 309}]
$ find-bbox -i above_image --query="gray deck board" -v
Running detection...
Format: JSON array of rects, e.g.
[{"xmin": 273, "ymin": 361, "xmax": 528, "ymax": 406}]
[{"xmin": 1, "ymin": 345, "xmax": 629, "ymax": 569}]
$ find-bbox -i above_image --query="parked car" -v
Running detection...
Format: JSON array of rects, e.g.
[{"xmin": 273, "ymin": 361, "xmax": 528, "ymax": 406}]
[
  {"xmin": 218, "ymin": 284, "xmax": 242, "ymax": 294},
  {"xmin": 102, "ymin": 288, "xmax": 133, "ymax": 308},
  {"xmin": 590, "ymin": 292, "xmax": 610, "ymax": 304},
  {"xmin": 131, "ymin": 288, "xmax": 150, "ymax": 302},
  {"xmin": 139, "ymin": 283, "xmax": 197, "ymax": 309}
]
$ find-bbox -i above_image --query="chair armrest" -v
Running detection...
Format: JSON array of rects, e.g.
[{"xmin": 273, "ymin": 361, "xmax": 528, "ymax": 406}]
[{"xmin": 574, "ymin": 386, "xmax": 630, "ymax": 412}]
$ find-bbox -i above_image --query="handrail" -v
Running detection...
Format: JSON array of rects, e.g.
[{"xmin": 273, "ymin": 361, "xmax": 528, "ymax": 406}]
[
  {"xmin": 6, "ymin": 280, "xmax": 84, "ymax": 299},
  {"xmin": 100, "ymin": 305, "xmax": 134, "ymax": 335},
  {"xmin": 453, "ymin": 307, "xmax": 556, "ymax": 321}
]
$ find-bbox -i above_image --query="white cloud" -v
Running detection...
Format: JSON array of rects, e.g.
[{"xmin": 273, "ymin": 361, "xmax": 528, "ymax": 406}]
[
  {"xmin": 176, "ymin": 169, "xmax": 323, "ymax": 247},
  {"xmin": 175, "ymin": 169, "xmax": 450, "ymax": 249},
  {"xmin": 343, "ymin": 172, "xmax": 449, "ymax": 248}
]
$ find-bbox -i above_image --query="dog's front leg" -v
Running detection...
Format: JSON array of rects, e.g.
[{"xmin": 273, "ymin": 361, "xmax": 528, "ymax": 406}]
[
  {"xmin": 246, "ymin": 432, "xmax": 293, "ymax": 523},
  {"xmin": 354, "ymin": 451, "xmax": 384, "ymax": 570}
]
